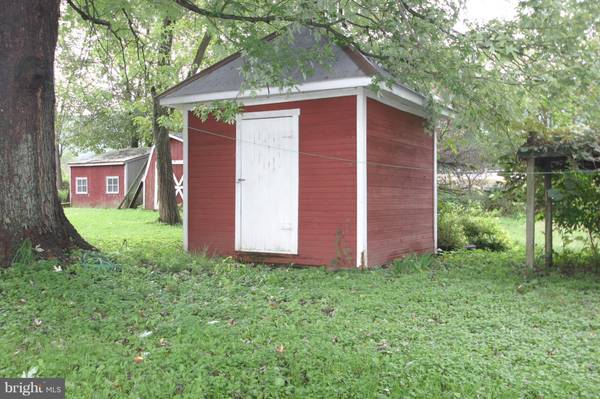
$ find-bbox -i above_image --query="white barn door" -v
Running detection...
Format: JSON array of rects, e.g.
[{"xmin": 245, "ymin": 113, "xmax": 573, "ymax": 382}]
[{"xmin": 236, "ymin": 109, "xmax": 300, "ymax": 254}]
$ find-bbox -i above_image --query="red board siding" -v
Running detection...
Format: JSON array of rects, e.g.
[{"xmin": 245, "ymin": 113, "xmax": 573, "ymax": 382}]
[
  {"xmin": 367, "ymin": 98, "xmax": 434, "ymax": 266},
  {"xmin": 143, "ymin": 137, "xmax": 184, "ymax": 209},
  {"xmin": 188, "ymin": 96, "xmax": 357, "ymax": 268},
  {"xmin": 70, "ymin": 165, "xmax": 124, "ymax": 207}
]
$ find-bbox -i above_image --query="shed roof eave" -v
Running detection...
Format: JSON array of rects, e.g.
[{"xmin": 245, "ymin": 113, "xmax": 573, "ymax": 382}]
[
  {"xmin": 68, "ymin": 153, "xmax": 149, "ymax": 166},
  {"xmin": 68, "ymin": 161, "xmax": 126, "ymax": 167},
  {"xmin": 159, "ymin": 77, "xmax": 428, "ymax": 115}
]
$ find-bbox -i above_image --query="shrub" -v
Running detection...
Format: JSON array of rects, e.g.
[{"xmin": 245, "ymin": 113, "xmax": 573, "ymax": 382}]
[
  {"xmin": 461, "ymin": 216, "xmax": 510, "ymax": 251},
  {"xmin": 551, "ymin": 173, "xmax": 600, "ymax": 257},
  {"xmin": 438, "ymin": 202, "xmax": 510, "ymax": 252},
  {"xmin": 438, "ymin": 210, "xmax": 468, "ymax": 251}
]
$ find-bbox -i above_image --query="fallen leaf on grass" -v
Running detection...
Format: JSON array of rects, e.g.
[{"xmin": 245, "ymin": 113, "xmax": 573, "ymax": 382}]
[
  {"xmin": 133, "ymin": 355, "xmax": 144, "ymax": 364},
  {"xmin": 276, "ymin": 344, "xmax": 285, "ymax": 353}
]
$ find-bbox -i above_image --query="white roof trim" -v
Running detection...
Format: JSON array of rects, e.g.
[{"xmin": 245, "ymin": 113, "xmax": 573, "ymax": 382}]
[
  {"xmin": 68, "ymin": 153, "xmax": 148, "ymax": 166},
  {"xmin": 160, "ymin": 76, "xmax": 426, "ymax": 113},
  {"xmin": 69, "ymin": 162, "xmax": 125, "ymax": 167},
  {"xmin": 365, "ymin": 89, "xmax": 428, "ymax": 118},
  {"xmin": 169, "ymin": 134, "xmax": 183, "ymax": 142}
]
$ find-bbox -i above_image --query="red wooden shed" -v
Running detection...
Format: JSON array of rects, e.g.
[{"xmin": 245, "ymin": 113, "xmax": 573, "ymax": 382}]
[
  {"xmin": 141, "ymin": 134, "xmax": 184, "ymax": 210},
  {"xmin": 159, "ymin": 29, "xmax": 437, "ymax": 268},
  {"xmin": 69, "ymin": 147, "xmax": 149, "ymax": 208}
]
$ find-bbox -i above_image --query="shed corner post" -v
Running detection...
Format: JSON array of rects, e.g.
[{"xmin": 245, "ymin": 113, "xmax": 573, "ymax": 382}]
[
  {"xmin": 526, "ymin": 156, "xmax": 536, "ymax": 269},
  {"xmin": 356, "ymin": 88, "xmax": 368, "ymax": 268},
  {"xmin": 182, "ymin": 108, "xmax": 189, "ymax": 252}
]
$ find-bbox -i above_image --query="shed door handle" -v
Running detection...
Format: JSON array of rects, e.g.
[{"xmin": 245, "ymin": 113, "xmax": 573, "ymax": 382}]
[{"xmin": 237, "ymin": 178, "xmax": 246, "ymax": 183}]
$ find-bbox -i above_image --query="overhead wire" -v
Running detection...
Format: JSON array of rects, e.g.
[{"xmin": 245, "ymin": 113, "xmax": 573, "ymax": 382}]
[{"xmin": 187, "ymin": 124, "xmax": 600, "ymax": 176}]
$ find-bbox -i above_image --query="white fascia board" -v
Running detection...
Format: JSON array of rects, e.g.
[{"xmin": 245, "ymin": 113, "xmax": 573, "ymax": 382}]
[
  {"xmin": 364, "ymin": 89, "xmax": 428, "ymax": 118},
  {"xmin": 388, "ymin": 83, "xmax": 426, "ymax": 107},
  {"xmin": 163, "ymin": 78, "xmax": 428, "ymax": 118},
  {"xmin": 159, "ymin": 77, "xmax": 373, "ymax": 106},
  {"xmin": 68, "ymin": 162, "xmax": 125, "ymax": 167},
  {"xmin": 169, "ymin": 134, "xmax": 184, "ymax": 142},
  {"xmin": 169, "ymin": 88, "xmax": 362, "ymax": 111}
]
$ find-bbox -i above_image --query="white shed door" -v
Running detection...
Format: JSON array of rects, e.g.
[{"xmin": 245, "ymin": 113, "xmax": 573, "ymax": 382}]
[{"xmin": 236, "ymin": 110, "xmax": 299, "ymax": 254}]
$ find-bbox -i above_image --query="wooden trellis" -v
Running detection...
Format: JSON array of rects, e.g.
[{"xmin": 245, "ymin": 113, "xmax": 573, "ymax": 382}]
[{"xmin": 519, "ymin": 132, "xmax": 600, "ymax": 269}]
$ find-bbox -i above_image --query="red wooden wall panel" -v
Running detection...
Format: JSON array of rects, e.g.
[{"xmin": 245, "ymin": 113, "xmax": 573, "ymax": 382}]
[
  {"xmin": 70, "ymin": 165, "xmax": 124, "ymax": 207},
  {"xmin": 143, "ymin": 137, "xmax": 184, "ymax": 209},
  {"xmin": 366, "ymin": 98, "xmax": 434, "ymax": 266},
  {"xmin": 187, "ymin": 96, "xmax": 357, "ymax": 267}
]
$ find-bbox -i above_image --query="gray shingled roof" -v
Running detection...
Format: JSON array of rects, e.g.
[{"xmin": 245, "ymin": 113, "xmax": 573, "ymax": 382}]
[
  {"xmin": 69, "ymin": 147, "xmax": 150, "ymax": 165},
  {"xmin": 159, "ymin": 28, "xmax": 416, "ymax": 102}
]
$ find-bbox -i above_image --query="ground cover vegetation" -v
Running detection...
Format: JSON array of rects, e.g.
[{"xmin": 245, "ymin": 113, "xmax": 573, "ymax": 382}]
[{"xmin": 1, "ymin": 209, "xmax": 599, "ymax": 397}]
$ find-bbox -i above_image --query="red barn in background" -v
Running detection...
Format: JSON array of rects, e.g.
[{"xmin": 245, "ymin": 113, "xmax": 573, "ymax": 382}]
[
  {"xmin": 158, "ymin": 28, "xmax": 437, "ymax": 269},
  {"xmin": 68, "ymin": 148, "xmax": 149, "ymax": 208},
  {"xmin": 142, "ymin": 134, "xmax": 184, "ymax": 210}
]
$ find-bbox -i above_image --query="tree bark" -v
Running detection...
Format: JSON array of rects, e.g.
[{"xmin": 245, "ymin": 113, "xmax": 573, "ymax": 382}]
[
  {"xmin": 152, "ymin": 17, "xmax": 181, "ymax": 225},
  {"xmin": 55, "ymin": 141, "xmax": 63, "ymax": 191},
  {"xmin": 152, "ymin": 92, "xmax": 181, "ymax": 224},
  {"xmin": 0, "ymin": 0, "xmax": 92, "ymax": 266}
]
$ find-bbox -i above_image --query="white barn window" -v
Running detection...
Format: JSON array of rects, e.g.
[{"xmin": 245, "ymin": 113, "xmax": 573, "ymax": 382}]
[
  {"xmin": 106, "ymin": 176, "xmax": 119, "ymax": 194},
  {"xmin": 75, "ymin": 177, "xmax": 88, "ymax": 194}
]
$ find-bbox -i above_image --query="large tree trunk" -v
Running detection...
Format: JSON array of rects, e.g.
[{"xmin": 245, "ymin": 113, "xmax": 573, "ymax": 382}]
[
  {"xmin": 152, "ymin": 17, "xmax": 181, "ymax": 225},
  {"xmin": 55, "ymin": 141, "xmax": 63, "ymax": 191},
  {"xmin": 152, "ymin": 94, "xmax": 181, "ymax": 224},
  {"xmin": 0, "ymin": 0, "xmax": 92, "ymax": 266}
]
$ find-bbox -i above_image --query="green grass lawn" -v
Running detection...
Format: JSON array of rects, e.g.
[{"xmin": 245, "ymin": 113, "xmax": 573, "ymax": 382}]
[
  {"xmin": 497, "ymin": 215, "xmax": 587, "ymax": 251},
  {"xmin": 1, "ymin": 209, "xmax": 599, "ymax": 397}
]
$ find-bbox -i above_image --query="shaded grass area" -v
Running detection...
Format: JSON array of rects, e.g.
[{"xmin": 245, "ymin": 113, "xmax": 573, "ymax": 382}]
[{"xmin": 0, "ymin": 209, "xmax": 599, "ymax": 397}]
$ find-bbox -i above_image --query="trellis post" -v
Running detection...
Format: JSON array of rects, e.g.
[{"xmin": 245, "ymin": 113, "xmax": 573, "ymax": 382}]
[
  {"xmin": 526, "ymin": 156, "xmax": 536, "ymax": 269},
  {"xmin": 544, "ymin": 168, "xmax": 553, "ymax": 268}
]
